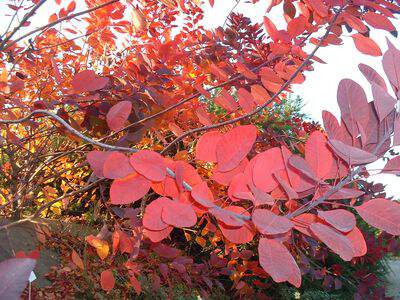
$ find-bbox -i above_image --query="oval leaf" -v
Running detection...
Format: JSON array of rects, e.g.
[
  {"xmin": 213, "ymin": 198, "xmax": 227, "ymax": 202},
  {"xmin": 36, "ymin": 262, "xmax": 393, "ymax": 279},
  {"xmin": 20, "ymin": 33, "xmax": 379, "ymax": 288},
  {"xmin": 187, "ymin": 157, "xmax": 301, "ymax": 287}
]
[
  {"xmin": 352, "ymin": 34, "xmax": 382, "ymax": 56},
  {"xmin": 252, "ymin": 209, "xmax": 294, "ymax": 235},
  {"xmin": 258, "ymin": 238, "xmax": 301, "ymax": 287},
  {"xmin": 195, "ymin": 131, "xmax": 223, "ymax": 162},
  {"xmin": 103, "ymin": 152, "xmax": 134, "ymax": 179},
  {"xmin": 355, "ymin": 198, "xmax": 400, "ymax": 235},
  {"xmin": 130, "ymin": 150, "xmax": 166, "ymax": 182},
  {"xmin": 143, "ymin": 197, "xmax": 170, "ymax": 231},
  {"xmin": 100, "ymin": 269, "xmax": 115, "ymax": 292},
  {"xmin": 110, "ymin": 173, "xmax": 151, "ymax": 205},
  {"xmin": 305, "ymin": 131, "xmax": 334, "ymax": 179},
  {"xmin": 328, "ymin": 139, "xmax": 377, "ymax": 165},
  {"xmin": 216, "ymin": 125, "xmax": 257, "ymax": 172},
  {"xmin": 317, "ymin": 209, "xmax": 356, "ymax": 233},
  {"xmin": 310, "ymin": 223, "xmax": 354, "ymax": 261},
  {"xmin": 106, "ymin": 101, "xmax": 132, "ymax": 131},
  {"xmin": 161, "ymin": 199, "xmax": 197, "ymax": 228}
]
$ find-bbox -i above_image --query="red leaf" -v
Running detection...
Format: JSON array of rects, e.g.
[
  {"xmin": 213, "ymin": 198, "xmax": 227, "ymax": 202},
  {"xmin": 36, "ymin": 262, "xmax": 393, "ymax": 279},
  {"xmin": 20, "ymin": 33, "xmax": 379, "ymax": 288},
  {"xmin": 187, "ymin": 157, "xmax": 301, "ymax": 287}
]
[
  {"xmin": 251, "ymin": 84, "xmax": 270, "ymax": 105},
  {"xmin": 382, "ymin": 156, "xmax": 400, "ymax": 175},
  {"xmin": 305, "ymin": 131, "xmax": 334, "ymax": 179},
  {"xmin": 371, "ymin": 82, "xmax": 396, "ymax": 121},
  {"xmin": 103, "ymin": 152, "xmax": 134, "ymax": 179},
  {"xmin": 110, "ymin": 173, "xmax": 151, "ymax": 204},
  {"xmin": 100, "ymin": 269, "xmax": 115, "ymax": 292},
  {"xmin": 263, "ymin": 16, "xmax": 279, "ymax": 42},
  {"xmin": 258, "ymin": 238, "xmax": 301, "ymax": 287},
  {"xmin": 252, "ymin": 209, "xmax": 294, "ymax": 235},
  {"xmin": 143, "ymin": 197, "xmax": 169, "ymax": 231},
  {"xmin": 191, "ymin": 181, "xmax": 215, "ymax": 208},
  {"xmin": 383, "ymin": 40, "xmax": 400, "ymax": 90},
  {"xmin": 195, "ymin": 131, "xmax": 223, "ymax": 162},
  {"xmin": 358, "ymin": 63, "xmax": 387, "ymax": 91},
  {"xmin": 217, "ymin": 206, "xmax": 255, "ymax": 244},
  {"xmin": 328, "ymin": 139, "xmax": 377, "ymax": 165},
  {"xmin": 209, "ymin": 206, "xmax": 245, "ymax": 227},
  {"xmin": 236, "ymin": 61, "xmax": 257, "ymax": 80},
  {"xmin": 195, "ymin": 107, "xmax": 212, "ymax": 126},
  {"xmin": 71, "ymin": 70, "xmax": 109, "ymax": 93},
  {"xmin": 212, "ymin": 157, "xmax": 248, "ymax": 186},
  {"xmin": 346, "ymin": 227, "xmax": 367, "ymax": 257},
  {"xmin": 152, "ymin": 243, "xmax": 180, "ymax": 259},
  {"xmin": 214, "ymin": 94, "xmax": 237, "ymax": 111},
  {"xmin": 273, "ymin": 172, "xmax": 298, "ymax": 200},
  {"xmin": 129, "ymin": 150, "xmax": 166, "ymax": 181},
  {"xmin": 237, "ymin": 88, "xmax": 256, "ymax": 113},
  {"xmin": 394, "ymin": 117, "xmax": 400, "ymax": 146},
  {"xmin": 194, "ymin": 83, "xmax": 211, "ymax": 98},
  {"xmin": 287, "ymin": 15, "xmax": 306, "ymax": 38},
  {"xmin": 129, "ymin": 274, "xmax": 142, "ymax": 294},
  {"xmin": 308, "ymin": 0, "xmax": 328, "ymax": 17},
  {"xmin": 310, "ymin": 223, "xmax": 354, "ymax": 261},
  {"xmin": 352, "ymin": 34, "xmax": 382, "ymax": 57},
  {"xmin": 281, "ymin": 146, "xmax": 314, "ymax": 193},
  {"xmin": 316, "ymin": 185, "xmax": 364, "ymax": 200},
  {"xmin": 355, "ymin": 198, "xmax": 400, "ymax": 235},
  {"xmin": 289, "ymin": 154, "xmax": 318, "ymax": 182},
  {"xmin": 48, "ymin": 13, "xmax": 58, "ymax": 23},
  {"xmin": 322, "ymin": 110, "xmax": 341, "ymax": 140},
  {"xmin": 86, "ymin": 151, "xmax": 111, "ymax": 178},
  {"xmin": 337, "ymin": 79, "xmax": 369, "ymax": 138},
  {"xmin": 253, "ymin": 147, "xmax": 284, "ymax": 192},
  {"xmin": 143, "ymin": 226, "xmax": 173, "ymax": 242},
  {"xmin": 67, "ymin": 0, "xmax": 76, "ymax": 12},
  {"xmin": 216, "ymin": 125, "xmax": 257, "ymax": 172},
  {"xmin": 292, "ymin": 213, "xmax": 317, "ymax": 236},
  {"xmin": 343, "ymin": 13, "xmax": 368, "ymax": 33},
  {"xmin": 317, "ymin": 209, "xmax": 356, "ymax": 233},
  {"xmin": 161, "ymin": 199, "xmax": 197, "ymax": 228},
  {"xmin": 228, "ymin": 173, "xmax": 254, "ymax": 201},
  {"xmin": 106, "ymin": 101, "xmax": 132, "ymax": 131},
  {"xmin": 364, "ymin": 12, "xmax": 395, "ymax": 32}
]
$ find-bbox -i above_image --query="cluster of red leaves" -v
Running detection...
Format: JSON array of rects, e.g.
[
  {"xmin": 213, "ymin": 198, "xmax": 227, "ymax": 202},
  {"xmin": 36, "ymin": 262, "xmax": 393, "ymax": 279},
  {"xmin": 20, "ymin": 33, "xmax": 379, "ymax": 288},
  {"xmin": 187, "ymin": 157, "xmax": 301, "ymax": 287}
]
[
  {"xmin": 2, "ymin": 0, "xmax": 400, "ymax": 297},
  {"xmin": 84, "ymin": 41, "xmax": 400, "ymax": 291}
]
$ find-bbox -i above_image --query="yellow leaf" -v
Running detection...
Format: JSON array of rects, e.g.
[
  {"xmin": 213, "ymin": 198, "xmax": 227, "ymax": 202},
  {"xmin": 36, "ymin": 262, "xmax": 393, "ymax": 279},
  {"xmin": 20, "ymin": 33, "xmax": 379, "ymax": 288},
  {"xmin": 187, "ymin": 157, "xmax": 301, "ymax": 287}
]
[{"xmin": 86, "ymin": 235, "xmax": 109, "ymax": 260}]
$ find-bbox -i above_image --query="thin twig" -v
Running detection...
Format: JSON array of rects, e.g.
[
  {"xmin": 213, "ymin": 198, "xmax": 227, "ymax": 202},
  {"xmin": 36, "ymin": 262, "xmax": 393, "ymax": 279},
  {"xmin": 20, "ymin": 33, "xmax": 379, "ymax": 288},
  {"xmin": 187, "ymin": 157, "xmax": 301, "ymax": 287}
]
[
  {"xmin": 2, "ymin": 0, "xmax": 119, "ymax": 51},
  {"xmin": 0, "ymin": 0, "xmax": 47, "ymax": 50},
  {"xmin": 161, "ymin": 3, "xmax": 347, "ymax": 155}
]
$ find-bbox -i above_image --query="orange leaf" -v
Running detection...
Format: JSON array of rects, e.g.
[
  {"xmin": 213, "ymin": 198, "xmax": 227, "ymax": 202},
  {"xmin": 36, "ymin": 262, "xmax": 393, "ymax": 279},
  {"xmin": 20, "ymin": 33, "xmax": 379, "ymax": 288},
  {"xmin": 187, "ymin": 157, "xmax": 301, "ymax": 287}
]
[
  {"xmin": 71, "ymin": 250, "xmax": 84, "ymax": 270},
  {"xmin": 100, "ymin": 269, "xmax": 115, "ymax": 292},
  {"xmin": 352, "ymin": 34, "xmax": 382, "ymax": 56},
  {"xmin": 86, "ymin": 235, "xmax": 109, "ymax": 260}
]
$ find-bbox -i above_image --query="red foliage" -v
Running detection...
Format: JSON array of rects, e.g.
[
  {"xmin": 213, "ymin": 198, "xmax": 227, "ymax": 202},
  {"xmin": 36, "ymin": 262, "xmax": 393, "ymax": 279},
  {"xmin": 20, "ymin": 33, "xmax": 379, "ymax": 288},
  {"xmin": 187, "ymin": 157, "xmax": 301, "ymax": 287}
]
[{"xmin": 1, "ymin": 0, "xmax": 400, "ymax": 297}]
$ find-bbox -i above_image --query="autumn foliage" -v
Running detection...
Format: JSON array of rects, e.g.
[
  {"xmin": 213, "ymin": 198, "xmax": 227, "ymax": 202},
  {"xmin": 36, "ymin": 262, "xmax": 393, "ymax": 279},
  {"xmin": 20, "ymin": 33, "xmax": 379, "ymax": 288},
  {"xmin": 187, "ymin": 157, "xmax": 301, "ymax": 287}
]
[{"xmin": 1, "ymin": 0, "xmax": 400, "ymax": 298}]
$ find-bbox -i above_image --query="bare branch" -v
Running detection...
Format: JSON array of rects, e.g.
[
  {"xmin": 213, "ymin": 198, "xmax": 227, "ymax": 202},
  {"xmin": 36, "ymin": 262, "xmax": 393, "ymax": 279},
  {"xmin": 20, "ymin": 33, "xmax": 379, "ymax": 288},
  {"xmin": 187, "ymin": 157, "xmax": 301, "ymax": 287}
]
[
  {"xmin": 0, "ymin": 0, "xmax": 47, "ymax": 50},
  {"xmin": 1, "ymin": 0, "xmax": 119, "ymax": 51}
]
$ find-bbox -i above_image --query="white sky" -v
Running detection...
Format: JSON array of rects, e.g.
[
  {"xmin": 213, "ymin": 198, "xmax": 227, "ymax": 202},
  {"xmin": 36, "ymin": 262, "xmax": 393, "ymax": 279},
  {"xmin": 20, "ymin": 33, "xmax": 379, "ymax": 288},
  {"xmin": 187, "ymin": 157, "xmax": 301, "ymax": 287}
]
[{"xmin": 1, "ymin": 0, "xmax": 399, "ymax": 197}]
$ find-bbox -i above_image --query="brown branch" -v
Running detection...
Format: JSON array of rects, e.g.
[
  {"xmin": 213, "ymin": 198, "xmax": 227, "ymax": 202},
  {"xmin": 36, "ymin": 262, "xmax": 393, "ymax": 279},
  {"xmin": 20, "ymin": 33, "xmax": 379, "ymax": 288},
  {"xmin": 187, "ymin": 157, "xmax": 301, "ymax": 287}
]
[
  {"xmin": 0, "ymin": 0, "xmax": 47, "ymax": 50},
  {"xmin": 160, "ymin": 3, "xmax": 347, "ymax": 155},
  {"xmin": 0, "ymin": 109, "xmax": 138, "ymax": 153},
  {"xmin": 101, "ymin": 60, "xmax": 270, "ymax": 141},
  {"xmin": 0, "ymin": 179, "xmax": 102, "ymax": 230},
  {"xmin": 2, "ymin": 0, "xmax": 119, "ymax": 51}
]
